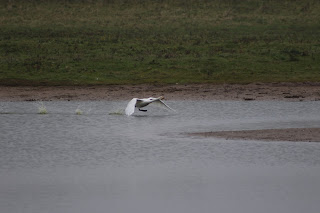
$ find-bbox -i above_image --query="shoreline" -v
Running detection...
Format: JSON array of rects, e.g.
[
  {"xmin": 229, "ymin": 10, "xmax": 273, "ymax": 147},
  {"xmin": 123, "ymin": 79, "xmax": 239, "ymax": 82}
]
[
  {"xmin": 1, "ymin": 82, "xmax": 320, "ymax": 102},
  {"xmin": 1, "ymin": 83, "xmax": 319, "ymax": 142}
]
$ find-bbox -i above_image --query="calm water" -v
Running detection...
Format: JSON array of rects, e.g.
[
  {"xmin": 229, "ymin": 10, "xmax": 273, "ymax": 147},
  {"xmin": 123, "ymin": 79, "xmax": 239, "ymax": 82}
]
[{"xmin": 1, "ymin": 100, "xmax": 320, "ymax": 213}]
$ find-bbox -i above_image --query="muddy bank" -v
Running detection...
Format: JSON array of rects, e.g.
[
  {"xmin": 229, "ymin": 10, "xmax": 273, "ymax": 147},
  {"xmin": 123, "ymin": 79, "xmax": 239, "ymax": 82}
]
[
  {"xmin": 189, "ymin": 128, "xmax": 320, "ymax": 142},
  {"xmin": 0, "ymin": 82, "xmax": 320, "ymax": 101}
]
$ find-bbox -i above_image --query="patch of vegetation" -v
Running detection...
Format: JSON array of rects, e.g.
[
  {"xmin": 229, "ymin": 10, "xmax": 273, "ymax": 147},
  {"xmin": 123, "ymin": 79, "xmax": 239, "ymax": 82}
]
[{"xmin": 0, "ymin": 0, "xmax": 319, "ymax": 85}]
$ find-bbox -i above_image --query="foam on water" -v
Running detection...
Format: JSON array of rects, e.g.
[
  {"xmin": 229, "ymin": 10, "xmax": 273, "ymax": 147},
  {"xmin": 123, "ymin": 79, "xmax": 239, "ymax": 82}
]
[
  {"xmin": 75, "ymin": 108, "xmax": 83, "ymax": 115},
  {"xmin": 109, "ymin": 108, "xmax": 125, "ymax": 115},
  {"xmin": 36, "ymin": 102, "xmax": 47, "ymax": 114},
  {"xmin": 74, "ymin": 103, "xmax": 93, "ymax": 115}
]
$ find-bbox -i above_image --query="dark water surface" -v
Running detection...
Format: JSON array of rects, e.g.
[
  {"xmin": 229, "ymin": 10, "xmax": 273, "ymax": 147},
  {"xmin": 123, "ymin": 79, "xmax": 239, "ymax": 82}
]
[{"xmin": 1, "ymin": 101, "xmax": 320, "ymax": 213}]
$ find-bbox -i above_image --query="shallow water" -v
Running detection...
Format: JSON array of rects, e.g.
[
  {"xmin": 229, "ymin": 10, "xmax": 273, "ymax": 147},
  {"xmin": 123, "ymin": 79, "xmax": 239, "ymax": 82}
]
[{"xmin": 1, "ymin": 101, "xmax": 320, "ymax": 213}]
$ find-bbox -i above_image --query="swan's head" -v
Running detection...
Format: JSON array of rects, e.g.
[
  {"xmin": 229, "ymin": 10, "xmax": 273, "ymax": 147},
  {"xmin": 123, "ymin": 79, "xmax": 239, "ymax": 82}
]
[
  {"xmin": 146, "ymin": 96, "xmax": 164, "ymax": 102},
  {"xmin": 146, "ymin": 96, "xmax": 164, "ymax": 103}
]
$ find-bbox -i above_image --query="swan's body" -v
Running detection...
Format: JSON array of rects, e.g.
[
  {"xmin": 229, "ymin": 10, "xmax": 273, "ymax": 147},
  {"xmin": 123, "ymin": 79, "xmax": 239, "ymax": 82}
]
[{"xmin": 125, "ymin": 96, "xmax": 174, "ymax": 116}]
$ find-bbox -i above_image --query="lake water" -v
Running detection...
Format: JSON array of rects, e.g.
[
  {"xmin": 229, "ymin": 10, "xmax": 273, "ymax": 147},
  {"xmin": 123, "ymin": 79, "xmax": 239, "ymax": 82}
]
[{"xmin": 1, "ymin": 100, "xmax": 320, "ymax": 213}]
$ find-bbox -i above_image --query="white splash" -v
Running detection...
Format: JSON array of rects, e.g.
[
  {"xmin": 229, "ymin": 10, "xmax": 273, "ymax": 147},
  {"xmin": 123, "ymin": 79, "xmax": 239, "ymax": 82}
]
[
  {"xmin": 75, "ymin": 108, "xmax": 83, "ymax": 115},
  {"xmin": 75, "ymin": 104, "xmax": 92, "ymax": 115},
  {"xmin": 38, "ymin": 102, "xmax": 47, "ymax": 114},
  {"xmin": 109, "ymin": 108, "xmax": 125, "ymax": 115}
]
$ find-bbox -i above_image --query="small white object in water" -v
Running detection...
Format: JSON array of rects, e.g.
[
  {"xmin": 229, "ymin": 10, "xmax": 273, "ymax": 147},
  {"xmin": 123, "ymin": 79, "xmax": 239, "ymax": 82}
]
[
  {"xmin": 109, "ymin": 109, "xmax": 125, "ymax": 115},
  {"xmin": 38, "ymin": 103, "xmax": 47, "ymax": 114},
  {"xmin": 75, "ymin": 108, "xmax": 83, "ymax": 115},
  {"xmin": 125, "ymin": 96, "xmax": 174, "ymax": 116}
]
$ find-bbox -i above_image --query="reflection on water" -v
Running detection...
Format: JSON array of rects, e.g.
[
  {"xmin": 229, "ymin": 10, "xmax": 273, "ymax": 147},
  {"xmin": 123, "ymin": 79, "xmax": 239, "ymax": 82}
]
[{"xmin": 1, "ymin": 101, "xmax": 320, "ymax": 213}]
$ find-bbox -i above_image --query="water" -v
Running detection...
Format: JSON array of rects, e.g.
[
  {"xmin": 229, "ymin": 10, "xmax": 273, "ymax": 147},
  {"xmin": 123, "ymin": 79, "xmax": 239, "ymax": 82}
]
[{"xmin": 1, "ymin": 100, "xmax": 320, "ymax": 213}]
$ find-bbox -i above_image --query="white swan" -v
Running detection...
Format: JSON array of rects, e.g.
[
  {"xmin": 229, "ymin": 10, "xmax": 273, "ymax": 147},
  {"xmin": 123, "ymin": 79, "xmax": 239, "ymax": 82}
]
[{"xmin": 125, "ymin": 96, "xmax": 174, "ymax": 116}]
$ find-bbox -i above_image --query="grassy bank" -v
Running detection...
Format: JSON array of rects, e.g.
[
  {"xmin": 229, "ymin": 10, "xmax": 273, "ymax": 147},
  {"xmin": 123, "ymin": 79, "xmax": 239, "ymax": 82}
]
[{"xmin": 1, "ymin": 0, "xmax": 320, "ymax": 85}]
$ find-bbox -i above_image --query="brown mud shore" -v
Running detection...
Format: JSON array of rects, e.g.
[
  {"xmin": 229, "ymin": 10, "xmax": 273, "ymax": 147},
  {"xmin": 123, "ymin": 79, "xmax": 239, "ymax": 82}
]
[
  {"xmin": 1, "ymin": 82, "xmax": 320, "ymax": 142},
  {"xmin": 1, "ymin": 82, "xmax": 320, "ymax": 102},
  {"xmin": 189, "ymin": 128, "xmax": 320, "ymax": 142}
]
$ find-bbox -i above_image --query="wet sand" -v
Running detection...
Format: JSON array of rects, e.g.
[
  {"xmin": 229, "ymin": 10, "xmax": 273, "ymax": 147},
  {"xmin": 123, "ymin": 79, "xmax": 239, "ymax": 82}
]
[
  {"xmin": 189, "ymin": 128, "xmax": 320, "ymax": 142},
  {"xmin": 0, "ymin": 82, "xmax": 320, "ymax": 102},
  {"xmin": 1, "ymin": 82, "xmax": 320, "ymax": 142}
]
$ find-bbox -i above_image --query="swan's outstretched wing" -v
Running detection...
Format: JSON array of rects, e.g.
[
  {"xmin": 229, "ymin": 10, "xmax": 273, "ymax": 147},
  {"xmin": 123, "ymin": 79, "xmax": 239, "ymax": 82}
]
[
  {"xmin": 125, "ymin": 98, "xmax": 138, "ymax": 116},
  {"xmin": 152, "ymin": 99, "xmax": 175, "ymax": 111}
]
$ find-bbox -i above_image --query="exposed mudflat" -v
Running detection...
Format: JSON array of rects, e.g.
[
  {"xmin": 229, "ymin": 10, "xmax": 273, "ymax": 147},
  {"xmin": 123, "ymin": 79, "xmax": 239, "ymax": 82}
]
[
  {"xmin": 189, "ymin": 128, "xmax": 320, "ymax": 142},
  {"xmin": 1, "ymin": 82, "xmax": 320, "ymax": 102}
]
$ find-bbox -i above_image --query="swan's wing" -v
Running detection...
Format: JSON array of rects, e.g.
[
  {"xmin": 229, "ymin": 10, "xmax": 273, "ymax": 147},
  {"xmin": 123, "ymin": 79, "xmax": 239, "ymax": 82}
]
[
  {"xmin": 152, "ymin": 99, "xmax": 175, "ymax": 111},
  {"xmin": 125, "ymin": 98, "xmax": 138, "ymax": 116}
]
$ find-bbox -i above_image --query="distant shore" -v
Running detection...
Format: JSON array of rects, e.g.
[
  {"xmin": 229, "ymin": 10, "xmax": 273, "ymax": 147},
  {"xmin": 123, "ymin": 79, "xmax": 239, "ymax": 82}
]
[{"xmin": 1, "ymin": 82, "xmax": 320, "ymax": 102}]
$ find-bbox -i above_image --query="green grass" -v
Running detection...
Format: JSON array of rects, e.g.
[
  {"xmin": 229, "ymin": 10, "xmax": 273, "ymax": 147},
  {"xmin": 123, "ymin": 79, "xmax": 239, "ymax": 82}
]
[{"xmin": 1, "ymin": 0, "xmax": 320, "ymax": 85}]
